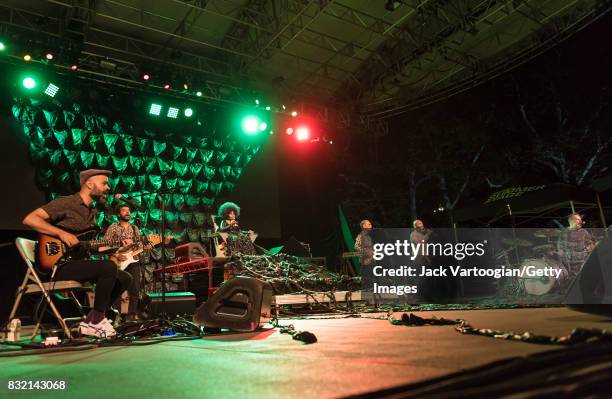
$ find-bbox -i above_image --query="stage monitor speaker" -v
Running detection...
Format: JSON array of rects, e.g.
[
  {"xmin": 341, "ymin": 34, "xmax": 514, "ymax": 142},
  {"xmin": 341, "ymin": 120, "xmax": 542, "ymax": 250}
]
[
  {"xmin": 565, "ymin": 236, "xmax": 612, "ymax": 308},
  {"xmin": 144, "ymin": 292, "xmax": 196, "ymax": 318},
  {"xmin": 174, "ymin": 242, "xmax": 210, "ymax": 262},
  {"xmin": 193, "ymin": 277, "xmax": 273, "ymax": 332}
]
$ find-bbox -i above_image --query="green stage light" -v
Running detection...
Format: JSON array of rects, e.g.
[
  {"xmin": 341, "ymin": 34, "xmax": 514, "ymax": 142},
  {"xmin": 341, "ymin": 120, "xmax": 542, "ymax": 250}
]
[
  {"xmin": 22, "ymin": 77, "xmax": 36, "ymax": 89},
  {"xmin": 196, "ymin": 91, "xmax": 202, "ymax": 97},
  {"xmin": 241, "ymin": 116, "xmax": 260, "ymax": 135},
  {"xmin": 149, "ymin": 103, "xmax": 162, "ymax": 116},
  {"xmin": 259, "ymin": 122, "xmax": 267, "ymax": 131},
  {"xmin": 167, "ymin": 107, "xmax": 179, "ymax": 119},
  {"xmin": 44, "ymin": 83, "xmax": 60, "ymax": 97},
  {"xmin": 184, "ymin": 108, "xmax": 193, "ymax": 117},
  {"xmin": 0, "ymin": 42, "xmax": 5, "ymax": 51}
]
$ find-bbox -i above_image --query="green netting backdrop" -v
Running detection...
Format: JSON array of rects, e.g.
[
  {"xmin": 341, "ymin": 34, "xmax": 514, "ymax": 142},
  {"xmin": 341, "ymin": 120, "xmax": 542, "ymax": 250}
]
[{"xmin": 12, "ymin": 101, "xmax": 260, "ymax": 261}]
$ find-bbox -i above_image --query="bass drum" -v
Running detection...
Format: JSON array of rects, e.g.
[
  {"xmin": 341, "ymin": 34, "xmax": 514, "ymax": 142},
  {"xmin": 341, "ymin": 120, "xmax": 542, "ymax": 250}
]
[{"xmin": 519, "ymin": 257, "xmax": 567, "ymax": 296}]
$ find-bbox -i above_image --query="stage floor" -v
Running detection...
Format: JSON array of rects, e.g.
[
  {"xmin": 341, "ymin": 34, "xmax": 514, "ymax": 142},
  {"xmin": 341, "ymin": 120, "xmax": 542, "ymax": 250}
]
[{"xmin": 1, "ymin": 307, "xmax": 611, "ymax": 398}]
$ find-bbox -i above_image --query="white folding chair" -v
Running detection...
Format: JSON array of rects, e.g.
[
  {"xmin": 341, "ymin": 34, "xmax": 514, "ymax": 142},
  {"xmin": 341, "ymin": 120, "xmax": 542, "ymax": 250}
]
[{"xmin": 8, "ymin": 237, "xmax": 92, "ymax": 339}]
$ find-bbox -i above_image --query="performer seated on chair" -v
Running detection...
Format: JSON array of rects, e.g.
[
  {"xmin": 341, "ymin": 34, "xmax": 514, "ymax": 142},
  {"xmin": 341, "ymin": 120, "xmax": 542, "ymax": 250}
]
[
  {"xmin": 216, "ymin": 202, "xmax": 257, "ymax": 256},
  {"xmin": 104, "ymin": 203, "xmax": 150, "ymax": 322},
  {"xmin": 22, "ymin": 169, "xmax": 132, "ymax": 338}
]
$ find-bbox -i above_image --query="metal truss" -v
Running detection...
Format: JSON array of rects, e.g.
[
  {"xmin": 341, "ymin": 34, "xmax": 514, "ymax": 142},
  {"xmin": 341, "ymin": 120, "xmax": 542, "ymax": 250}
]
[{"xmin": 337, "ymin": 0, "xmax": 609, "ymax": 118}]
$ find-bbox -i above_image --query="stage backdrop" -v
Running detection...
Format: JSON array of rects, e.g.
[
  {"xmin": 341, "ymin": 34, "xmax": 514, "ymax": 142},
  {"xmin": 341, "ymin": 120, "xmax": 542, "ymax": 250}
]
[{"xmin": 5, "ymin": 98, "xmax": 281, "ymax": 259}]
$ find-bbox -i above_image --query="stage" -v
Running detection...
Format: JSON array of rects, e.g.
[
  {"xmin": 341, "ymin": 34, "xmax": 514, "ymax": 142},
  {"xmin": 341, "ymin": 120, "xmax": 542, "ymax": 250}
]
[{"xmin": 2, "ymin": 306, "xmax": 610, "ymax": 398}]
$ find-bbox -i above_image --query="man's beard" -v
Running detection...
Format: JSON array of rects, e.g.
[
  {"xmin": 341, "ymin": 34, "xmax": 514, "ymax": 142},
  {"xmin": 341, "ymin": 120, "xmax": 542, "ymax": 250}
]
[
  {"xmin": 91, "ymin": 190, "xmax": 108, "ymax": 205},
  {"xmin": 120, "ymin": 215, "xmax": 131, "ymax": 222}
]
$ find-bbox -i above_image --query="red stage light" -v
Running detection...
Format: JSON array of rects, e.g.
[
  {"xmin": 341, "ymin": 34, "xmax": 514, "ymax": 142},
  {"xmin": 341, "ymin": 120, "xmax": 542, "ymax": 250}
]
[
  {"xmin": 45, "ymin": 53, "xmax": 53, "ymax": 60},
  {"xmin": 163, "ymin": 83, "xmax": 170, "ymax": 89},
  {"xmin": 296, "ymin": 127, "xmax": 310, "ymax": 141},
  {"xmin": 286, "ymin": 127, "xmax": 294, "ymax": 135},
  {"xmin": 143, "ymin": 74, "xmax": 150, "ymax": 81},
  {"xmin": 70, "ymin": 64, "xmax": 78, "ymax": 71}
]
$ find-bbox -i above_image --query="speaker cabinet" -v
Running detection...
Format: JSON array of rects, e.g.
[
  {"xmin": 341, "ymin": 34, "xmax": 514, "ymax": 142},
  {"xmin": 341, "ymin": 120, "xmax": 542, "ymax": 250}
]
[
  {"xmin": 193, "ymin": 277, "xmax": 273, "ymax": 332},
  {"xmin": 144, "ymin": 292, "xmax": 196, "ymax": 318}
]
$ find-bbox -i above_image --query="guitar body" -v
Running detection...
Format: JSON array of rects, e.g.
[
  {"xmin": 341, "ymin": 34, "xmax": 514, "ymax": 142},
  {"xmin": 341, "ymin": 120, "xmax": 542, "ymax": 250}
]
[
  {"xmin": 36, "ymin": 230, "xmax": 97, "ymax": 271},
  {"xmin": 110, "ymin": 234, "xmax": 163, "ymax": 270}
]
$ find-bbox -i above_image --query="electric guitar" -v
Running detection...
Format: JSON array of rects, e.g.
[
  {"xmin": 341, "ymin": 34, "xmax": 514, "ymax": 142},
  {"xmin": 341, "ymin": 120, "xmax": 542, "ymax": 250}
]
[
  {"xmin": 110, "ymin": 234, "xmax": 164, "ymax": 270},
  {"xmin": 36, "ymin": 231, "xmax": 160, "ymax": 271}
]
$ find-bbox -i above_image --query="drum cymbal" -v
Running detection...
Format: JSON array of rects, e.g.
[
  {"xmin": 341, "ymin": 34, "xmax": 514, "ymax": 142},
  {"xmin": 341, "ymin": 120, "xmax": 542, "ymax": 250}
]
[
  {"xmin": 532, "ymin": 244, "xmax": 554, "ymax": 253},
  {"xmin": 533, "ymin": 229, "xmax": 561, "ymax": 238},
  {"xmin": 502, "ymin": 238, "xmax": 533, "ymax": 247}
]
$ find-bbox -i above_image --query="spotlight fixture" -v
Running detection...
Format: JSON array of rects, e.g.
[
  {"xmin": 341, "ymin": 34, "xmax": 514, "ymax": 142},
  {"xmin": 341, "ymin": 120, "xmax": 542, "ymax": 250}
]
[
  {"xmin": 167, "ymin": 107, "xmax": 179, "ymax": 119},
  {"xmin": 296, "ymin": 127, "xmax": 310, "ymax": 141},
  {"xmin": 265, "ymin": 106, "xmax": 271, "ymax": 111},
  {"xmin": 23, "ymin": 54, "xmax": 32, "ymax": 61},
  {"xmin": 143, "ymin": 73, "xmax": 150, "ymax": 81},
  {"xmin": 70, "ymin": 64, "xmax": 78, "ymax": 71},
  {"xmin": 259, "ymin": 122, "xmax": 267, "ymax": 131},
  {"xmin": 291, "ymin": 111, "xmax": 298, "ymax": 117},
  {"xmin": 44, "ymin": 83, "xmax": 60, "ymax": 97},
  {"xmin": 384, "ymin": 0, "xmax": 402, "ymax": 11},
  {"xmin": 183, "ymin": 83, "xmax": 189, "ymax": 90},
  {"xmin": 45, "ymin": 53, "xmax": 53, "ymax": 60},
  {"xmin": 163, "ymin": 83, "xmax": 170, "ymax": 89},
  {"xmin": 22, "ymin": 77, "xmax": 36, "ymax": 89},
  {"xmin": 255, "ymin": 99, "xmax": 260, "ymax": 105},
  {"xmin": 196, "ymin": 91, "xmax": 202, "ymax": 97},
  {"xmin": 184, "ymin": 108, "xmax": 193, "ymax": 117},
  {"xmin": 0, "ymin": 42, "xmax": 5, "ymax": 51},
  {"xmin": 149, "ymin": 103, "xmax": 162, "ymax": 116},
  {"xmin": 286, "ymin": 127, "xmax": 294, "ymax": 135}
]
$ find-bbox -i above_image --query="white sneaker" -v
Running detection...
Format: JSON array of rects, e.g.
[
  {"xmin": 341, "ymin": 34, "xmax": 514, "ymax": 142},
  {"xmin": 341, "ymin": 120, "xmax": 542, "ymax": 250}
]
[{"xmin": 79, "ymin": 318, "xmax": 117, "ymax": 338}]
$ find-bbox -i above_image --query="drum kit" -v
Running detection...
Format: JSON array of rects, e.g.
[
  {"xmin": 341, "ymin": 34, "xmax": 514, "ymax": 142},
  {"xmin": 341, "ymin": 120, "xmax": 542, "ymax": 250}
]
[{"xmin": 499, "ymin": 228, "xmax": 569, "ymax": 297}]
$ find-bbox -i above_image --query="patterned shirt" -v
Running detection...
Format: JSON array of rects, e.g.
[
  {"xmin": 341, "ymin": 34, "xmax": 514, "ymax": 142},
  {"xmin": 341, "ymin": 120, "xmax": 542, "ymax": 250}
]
[
  {"xmin": 104, "ymin": 222, "xmax": 140, "ymax": 243},
  {"xmin": 41, "ymin": 193, "xmax": 98, "ymax": 233}
]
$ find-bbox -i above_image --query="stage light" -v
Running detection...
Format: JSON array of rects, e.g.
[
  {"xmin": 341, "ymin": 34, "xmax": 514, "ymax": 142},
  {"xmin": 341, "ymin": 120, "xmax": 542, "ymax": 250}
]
[
  {"xmin": 291, "ymin": 111, "xmax": 298, "ymax": 117},
  {"xmin": 296, "ymin": 127, "xmax": 310, "ymax": 141},
  {"xmin": 167, "ymin": 107, "xmax": 179, "ymax": 119},
  {"xmin": 22, "ymin": 77, "xmax": 36, "ymax": 89},
  {"xmin": 23, "ymin": 54, "xmax": 32, "ymax": 62},
  {"xmin": 149, "ymin": 103, "xmax": 162, "ymax": 116},
  {"xmin": 265, "ymin": 106, "xmax": 271, "ymax": 111},
  {"xmin": 143, "ymin": 73, "xmax": 150, "ymax": 81},
  {"xmin": 44, "ymin": 83, "xmax": 60, "ymax": 97},
  {"xmin": 71, "ymin": 64, "xmax": 78, "ymax": 71},
  {"xmin": 282, "ymin": 105, "xmax": 286, "ymax": 110},
  {"xmin": 0, "ymin": 42, "xmax": 5, "ymax": 51},
  {"xmin": 196, "ymin": 91, "xmax": 202, "ymax": 97},
  {"xmin": 45, "ymin": 53, "xmax": 53, "ymax": 60},
  {"xmin": 183, "ymin": 83, "xmax": 189, "ymax": 90},
  {"xmin": 184, "ymin": 108, "xmax": 193, "ymax": 117},
  {"xmin": 259, "ymin": 122, "xmax": 267, "ymax": 131},
  {"xmin": 255, "ymin": 99, "xmax": 260, "ymax": 105},
  {"xmin": 163, "ymin": 83, "xmax": 170, "ymax": 89},
  {"xmin": 286, "ymin": 127, "xmax": 294, "ymax": 135},
  {"xmin": 241, "ymin": 116, "xmax": 259, "ymax": 135}
]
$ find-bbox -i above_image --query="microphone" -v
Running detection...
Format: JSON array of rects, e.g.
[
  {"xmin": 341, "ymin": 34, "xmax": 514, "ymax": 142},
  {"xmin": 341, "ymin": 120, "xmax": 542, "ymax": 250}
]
[{"xmin": 114, "ymin": 193, "xmax": 139, "ymax": 209}]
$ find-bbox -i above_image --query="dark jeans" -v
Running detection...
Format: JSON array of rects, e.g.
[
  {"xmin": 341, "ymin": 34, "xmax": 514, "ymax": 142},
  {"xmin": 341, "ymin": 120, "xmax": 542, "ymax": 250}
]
[
  {"xmin": 113, "ymin": 263, "xmax": 142, "ymax": 315},
  {"xmin": 55, "ymin": 260, "xmax": 132, "ymax": 313}
]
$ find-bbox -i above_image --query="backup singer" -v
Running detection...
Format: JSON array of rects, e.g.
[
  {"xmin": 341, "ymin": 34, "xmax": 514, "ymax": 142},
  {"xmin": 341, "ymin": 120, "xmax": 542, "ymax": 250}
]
[{"xmin": 22, "ymin": 169, "xmax": 132, "ymax": 338}]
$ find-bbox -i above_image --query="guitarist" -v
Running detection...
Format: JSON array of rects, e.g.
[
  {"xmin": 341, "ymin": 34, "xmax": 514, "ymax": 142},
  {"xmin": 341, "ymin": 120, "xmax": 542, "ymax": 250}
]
[
  {"xmin": 22, "ymin": 169, "xmax": 132, "ymax": 338},
  {"xmin": 104, "ymin": 203, "xmax": 149, "ymax": 321}
]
